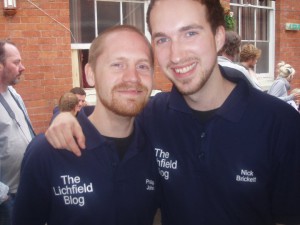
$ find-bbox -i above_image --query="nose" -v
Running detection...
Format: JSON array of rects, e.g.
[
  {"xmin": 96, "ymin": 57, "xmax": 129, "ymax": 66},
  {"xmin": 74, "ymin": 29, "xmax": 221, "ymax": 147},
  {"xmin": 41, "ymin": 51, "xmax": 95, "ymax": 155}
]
[
  {"xmin": 170, "ymin": 41, "xmax": 184, "ymax": 64},
  {"xmin": 19, "ymin": 63, "xmax": 25, "ymax": 71},
  {"xmin": 122, "ymin": 66, "xmax": 141, "ymax": 83}
]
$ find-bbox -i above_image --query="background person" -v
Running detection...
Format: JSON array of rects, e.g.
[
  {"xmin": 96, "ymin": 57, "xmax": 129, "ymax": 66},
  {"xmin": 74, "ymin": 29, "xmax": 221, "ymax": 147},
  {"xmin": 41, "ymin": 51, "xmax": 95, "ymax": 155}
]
[
  {"xmin": 13, "ymin": 25, "xmax": 160, "ymax": 225},
  {"xmin": 58, "ymin": 92, "xmax": 79, "ymax": 116},
  {"xmin": 51, "ymin": 87, "xmax": 87, "ymax": 122},
  {"xmin": 217, "ymin": 31, "xmax": 254, "ymax": 87},
  {"xmin": 268, "ymin": 61, "xmax": 300, "ymax": 108},
  {"xmin": 290, "ymin": 88, "xmax": 300, "ymax": 111},
  {"xmin": 239, "ymin": 43, "xmax": 262, "ymax": 90},
  {"xmin": 46, "ymin": 0, "xmax": 300, "ymax": 225},
  {"xmin": 0, "ymin": 182, "xmax": 9, "ymax": 205},
  {"xmin": 0, "ymin": 40, "xmax": 35, "ymax": 225},
  {"xmin": 69, "ymin": 87, "xmax": 87, "ymax": 113}
]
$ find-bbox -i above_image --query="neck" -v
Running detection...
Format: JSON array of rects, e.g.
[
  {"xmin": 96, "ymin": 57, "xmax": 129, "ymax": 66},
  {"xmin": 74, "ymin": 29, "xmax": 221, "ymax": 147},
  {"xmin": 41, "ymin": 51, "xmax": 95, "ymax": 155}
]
[
  {"xmin": 183, "ymin": 65, "xmax": 235, "ymax": 111},
  {"xmin": 223, "ymin": 53, "xmax": 234, "ymax": 62},
  {"xmin": 88, "ymin": 102, "xmax": 135, "ymax": 138},
  {"xmin": 240, "ymin": 62, "xmax": 249, "ymax": 69},
  {"xmin": 0, "ymin": 83, "xmax": 8, "ymax": 93}
]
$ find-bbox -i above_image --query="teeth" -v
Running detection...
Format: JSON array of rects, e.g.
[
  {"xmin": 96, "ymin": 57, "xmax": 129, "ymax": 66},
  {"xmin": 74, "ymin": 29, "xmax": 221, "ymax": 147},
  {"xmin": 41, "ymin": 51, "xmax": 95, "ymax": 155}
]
[{"xmin": 174, "ymin": 63, "xmax": 196, "ymax": 74}]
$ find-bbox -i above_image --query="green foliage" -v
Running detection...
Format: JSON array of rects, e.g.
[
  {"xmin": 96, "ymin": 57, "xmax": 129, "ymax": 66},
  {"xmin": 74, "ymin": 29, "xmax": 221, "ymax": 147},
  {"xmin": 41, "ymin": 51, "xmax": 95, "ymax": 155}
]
[{"xmin": 225, "ymin": 14, "xmax": 236, "ymax": 31}]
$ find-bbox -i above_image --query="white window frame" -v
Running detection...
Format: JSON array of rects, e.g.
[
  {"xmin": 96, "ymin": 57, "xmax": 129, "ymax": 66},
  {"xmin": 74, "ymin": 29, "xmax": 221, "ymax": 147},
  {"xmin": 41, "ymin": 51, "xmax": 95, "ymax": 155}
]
[{"xmin": 230, "ymin": 0, "xmax": 276, "ymax": 90}]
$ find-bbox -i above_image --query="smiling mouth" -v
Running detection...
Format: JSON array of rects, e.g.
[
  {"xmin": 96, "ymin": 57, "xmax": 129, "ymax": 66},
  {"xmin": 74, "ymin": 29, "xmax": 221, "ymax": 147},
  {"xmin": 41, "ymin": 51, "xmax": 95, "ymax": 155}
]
[{"xmin": 173, "ymin": 62, "xmax": 197, "ymax": 74}]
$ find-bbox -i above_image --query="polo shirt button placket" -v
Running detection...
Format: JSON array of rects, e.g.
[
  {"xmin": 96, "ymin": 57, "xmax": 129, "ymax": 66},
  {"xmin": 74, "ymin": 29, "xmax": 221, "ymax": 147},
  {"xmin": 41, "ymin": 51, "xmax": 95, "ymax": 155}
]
[
  {"xmin": 198, "ymin": 132, "xmax": 206, "ymax": 160},
  {"xmin": 198, "ymin": 152, "xmax": 205, "ymax": 160}
]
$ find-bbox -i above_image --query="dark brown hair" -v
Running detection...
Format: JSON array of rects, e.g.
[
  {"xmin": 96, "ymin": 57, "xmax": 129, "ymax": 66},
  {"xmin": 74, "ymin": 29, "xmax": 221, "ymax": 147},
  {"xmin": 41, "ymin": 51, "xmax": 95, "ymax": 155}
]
[
  {"xmin": 218, "ymin": 31, "xmax": 241, "ymax": 57},
  {"xmin": 0, "ymin": 40, "xmax": 16, "ymax": 64},
  {"xmin": 70, "ymin": 87, "xmax": 86, "ymax": 96},
  {"xmin": 146, "ymin": 0, "xmax": 225, "ymax": 35}
]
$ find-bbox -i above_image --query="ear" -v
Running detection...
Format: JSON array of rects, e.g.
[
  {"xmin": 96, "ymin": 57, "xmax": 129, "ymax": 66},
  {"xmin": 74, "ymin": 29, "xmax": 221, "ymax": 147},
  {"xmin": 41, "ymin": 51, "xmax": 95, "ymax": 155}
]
[
  {"xmin": 215, "ymin": 26, "xmax": 226, "ymax": 53},
  {"xmin": 85, "ymin": 63, "xmax": 95, "ymax": 87}
]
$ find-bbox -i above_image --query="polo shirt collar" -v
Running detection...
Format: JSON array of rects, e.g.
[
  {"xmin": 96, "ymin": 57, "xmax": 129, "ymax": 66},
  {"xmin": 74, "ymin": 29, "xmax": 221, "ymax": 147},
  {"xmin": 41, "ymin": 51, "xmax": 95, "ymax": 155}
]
[
  {"xmin": 77, "ymin": 106, "xmax": 147, "ymax": 159},
  {"xmin": 168, "ymin": 71, "xmax": 250, "ymax": 123}
]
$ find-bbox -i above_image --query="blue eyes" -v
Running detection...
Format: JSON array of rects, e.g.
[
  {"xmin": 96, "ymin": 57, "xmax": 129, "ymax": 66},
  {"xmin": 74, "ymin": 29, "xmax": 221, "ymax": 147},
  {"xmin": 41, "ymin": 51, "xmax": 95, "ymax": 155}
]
[
  {"xmin": 155, "ymin": 30, "xmax": 198, "ymax": 45},
  {"xmin": 156, "ymin": 37, "xmax": 169, "ymax": 45},
  {"xmin": 137, "ymin": 64, "xmax": 151, "ymax": 71},
  {"xmin": 186, "ymin": 31, "xmax": 197, "ymax": 37},
  {"xmin": 112, "ymin": 63, "xmax": 123, "ymax": 68}
]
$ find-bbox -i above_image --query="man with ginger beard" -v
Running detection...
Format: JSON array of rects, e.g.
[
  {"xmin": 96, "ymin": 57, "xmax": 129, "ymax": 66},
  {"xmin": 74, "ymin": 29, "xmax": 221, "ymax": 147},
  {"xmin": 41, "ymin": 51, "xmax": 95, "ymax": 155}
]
[
  {"xmin": 13, "ymin": 25, "xmax": 160, "ymax": 225},
  {"xmin": 46, "ymin": 0, "xmax": 300, "ymax": 224}
]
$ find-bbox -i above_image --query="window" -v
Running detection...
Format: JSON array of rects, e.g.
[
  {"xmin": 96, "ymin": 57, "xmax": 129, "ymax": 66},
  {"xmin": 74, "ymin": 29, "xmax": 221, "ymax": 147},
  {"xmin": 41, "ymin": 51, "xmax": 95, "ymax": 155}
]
[
  {"xmin": 230, "ymin": 0, "xmax": 275, "ymax": 89},
  {"xmin": 69, "ymin": 0, "xmax": 149, "ymax": 90}
]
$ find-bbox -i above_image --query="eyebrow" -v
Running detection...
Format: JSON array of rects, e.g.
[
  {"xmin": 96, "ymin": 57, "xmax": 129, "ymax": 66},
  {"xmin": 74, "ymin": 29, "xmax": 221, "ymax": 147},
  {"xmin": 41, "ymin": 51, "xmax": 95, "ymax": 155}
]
[
  {"xmin": 152, "ymin": 24, "xmax": 204, "ymax": 39},
  {"xmin": 179, "ymin": 24, "xmax": 203, "ymax": 32}
]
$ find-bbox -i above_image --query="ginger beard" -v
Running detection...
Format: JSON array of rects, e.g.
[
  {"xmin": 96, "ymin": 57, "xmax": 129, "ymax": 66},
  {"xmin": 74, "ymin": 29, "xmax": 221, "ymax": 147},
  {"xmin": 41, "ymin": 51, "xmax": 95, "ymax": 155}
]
[{"xmin": 98, "ymin": 82, "xmax": 150, "ymax": 117}]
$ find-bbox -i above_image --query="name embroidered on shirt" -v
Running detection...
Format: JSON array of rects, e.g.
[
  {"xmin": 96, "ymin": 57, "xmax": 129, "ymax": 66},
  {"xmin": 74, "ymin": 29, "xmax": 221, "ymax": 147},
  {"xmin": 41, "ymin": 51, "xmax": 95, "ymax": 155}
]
[
  {"xmin": 52, "ymin": 175, "xmax": 94, "ymax": 207},
  {"xmin": 146, "ymin": 179, "xmax": 155, "ymax": 191},
  {"xmin": 236, "ymin": 169, "xmax": 257, "ymax": 183},
  {"xmin": 155, "ymin": 148, "xmax": 178, "ymax": 180}
]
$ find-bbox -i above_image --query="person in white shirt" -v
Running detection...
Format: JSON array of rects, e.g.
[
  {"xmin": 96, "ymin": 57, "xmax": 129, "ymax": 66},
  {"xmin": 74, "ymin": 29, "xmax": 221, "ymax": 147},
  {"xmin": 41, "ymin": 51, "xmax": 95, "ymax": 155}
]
[{"xmin": 0, "ymin": 40, "xmax": 35, "ymax": 225}]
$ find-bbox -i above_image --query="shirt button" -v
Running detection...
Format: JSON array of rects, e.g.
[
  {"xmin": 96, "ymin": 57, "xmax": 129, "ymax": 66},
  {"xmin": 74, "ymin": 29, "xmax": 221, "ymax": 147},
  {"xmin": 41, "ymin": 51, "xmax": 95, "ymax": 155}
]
[
  {"xmin": 200, "ymin": 132, "xmax": 206, "ymax": 138},
  {"xmin": 198, "ymin": 152, "xmax": 205, "ymax": 160}
]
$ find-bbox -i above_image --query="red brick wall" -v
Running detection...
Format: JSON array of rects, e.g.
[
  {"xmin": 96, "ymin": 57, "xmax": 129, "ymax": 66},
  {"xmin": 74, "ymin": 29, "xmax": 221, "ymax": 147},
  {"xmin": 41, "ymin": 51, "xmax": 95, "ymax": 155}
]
[
  {"xmin": 275, "ymin": 0, "xmax": 300, "ymax": 89},
  {"xmin": 0, "ymin": 0, "xmax": 73, "ymax": 134}
]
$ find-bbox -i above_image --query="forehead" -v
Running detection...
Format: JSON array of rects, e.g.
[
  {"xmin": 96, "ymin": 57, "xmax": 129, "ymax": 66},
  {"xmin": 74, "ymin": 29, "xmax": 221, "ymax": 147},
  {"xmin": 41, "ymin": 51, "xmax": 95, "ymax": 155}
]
[
  {"xmin": 150, "ymin": 0, "xmax": 207, "ymax": 35},
  {"xmin": 76, "ymin": 94, "xmax": 86, "ymax": 99},
  {"xmin": 4, "ymin": 44, "xmax": 21, "ymax": 60},
  {"xmin": 97, "ymin": 30, "xmax": 152, "ymax": 63},
  {"xmin": 104, "ymin": 30, "xmax": 149, "ymax": 53}
]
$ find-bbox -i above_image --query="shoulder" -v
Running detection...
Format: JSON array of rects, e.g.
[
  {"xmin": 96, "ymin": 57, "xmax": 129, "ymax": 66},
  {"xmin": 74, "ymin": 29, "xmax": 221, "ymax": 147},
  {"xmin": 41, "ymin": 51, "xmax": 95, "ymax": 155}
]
[
  {"xmin": 8, "ymin": 86, "xmax": 21, "ymax": 98},
  {"xmin": 248, "ymin": 88, "xmax": 300, "ymax": 121},
  {"xmin": 23, "ymin": 134, "xmax": 56, "ymax": 164},
  {"xmin": 145, "ymin": 92, "xmax": 172, "ymax": 111},
  {"xmin": 220, "ymin": 62, "xmax": 249, "ymax": 76}
]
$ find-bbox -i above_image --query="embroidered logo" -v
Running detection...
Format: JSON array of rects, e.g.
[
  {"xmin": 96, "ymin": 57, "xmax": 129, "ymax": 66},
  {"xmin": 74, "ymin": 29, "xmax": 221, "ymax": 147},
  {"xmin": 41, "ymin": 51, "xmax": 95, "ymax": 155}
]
[
  {"xmin": 52, "ymin": 175, "xmax": 94, "ymax": 207},
  {"xmin": 155, "ymin": 148, "xmax": 178, "ymax": 180}
]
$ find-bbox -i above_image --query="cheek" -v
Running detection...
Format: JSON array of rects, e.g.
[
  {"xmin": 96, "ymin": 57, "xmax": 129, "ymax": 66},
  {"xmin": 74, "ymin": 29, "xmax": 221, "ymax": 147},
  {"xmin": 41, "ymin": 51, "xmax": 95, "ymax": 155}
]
[
  {"xmin": 154, "ymin": 47, "xmax": 169, "ymax": 66},
  {"xmin": 143, "ymin": 75, "xmax": 153, "ymax": 90}
]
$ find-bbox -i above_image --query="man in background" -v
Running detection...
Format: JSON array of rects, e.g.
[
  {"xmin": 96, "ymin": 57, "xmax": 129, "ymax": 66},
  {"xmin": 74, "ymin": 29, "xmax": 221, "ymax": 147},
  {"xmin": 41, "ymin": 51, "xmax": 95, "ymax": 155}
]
[
  {"xmin": 58, "ymin": 92, "xmax": 79, "ymax": 116},
  {"xmin": 69, "ymin": 87, "xmax": 87, "ymax": 113},
  {"xmin": 51, "ymin": 87, "xmax": 87, "ymax": 121},
  {"xmin": 218, "ymin": 31, "xmax": 260, "ymax": 89},
  {"xmin": 0, "ymin": 40, "xmax": 35, "ymax": 225},
  {"xmin": 239, "ymin": 43, "xmax": 262, "ymax": 90}
]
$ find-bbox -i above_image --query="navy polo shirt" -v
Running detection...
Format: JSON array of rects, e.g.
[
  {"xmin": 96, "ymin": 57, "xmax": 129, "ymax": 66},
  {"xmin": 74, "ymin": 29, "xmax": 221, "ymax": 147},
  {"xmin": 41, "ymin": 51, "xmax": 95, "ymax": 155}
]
[
  {"xmin": 13, "ymin": 107, "xmax": 160, "ymax": 225},
  {"xmin": 140, "ymin": 71, "xmax": 300, "ymax": 225}
]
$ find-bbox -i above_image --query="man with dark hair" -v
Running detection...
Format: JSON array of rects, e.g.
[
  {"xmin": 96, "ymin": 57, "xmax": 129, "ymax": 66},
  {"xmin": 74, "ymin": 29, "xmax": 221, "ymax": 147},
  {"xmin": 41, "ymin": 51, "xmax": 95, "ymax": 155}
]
[
  {"xmin": 0, "ymin": 40, "xmax": 35, "ymax": 225},
  {"xmin": 218, "ymin": 31, "xmax": 260, "ymax": 89},
  {"xmin": 51, "ymin": 87, "xmax": 87, "ymax": 121},
  {"xmin": 69, "ymin": 87, "xmax": 87, "ymax": 112},
  {"xmin": 46, "ymin": 1, "xmax": 300, "ymax": 225}
]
